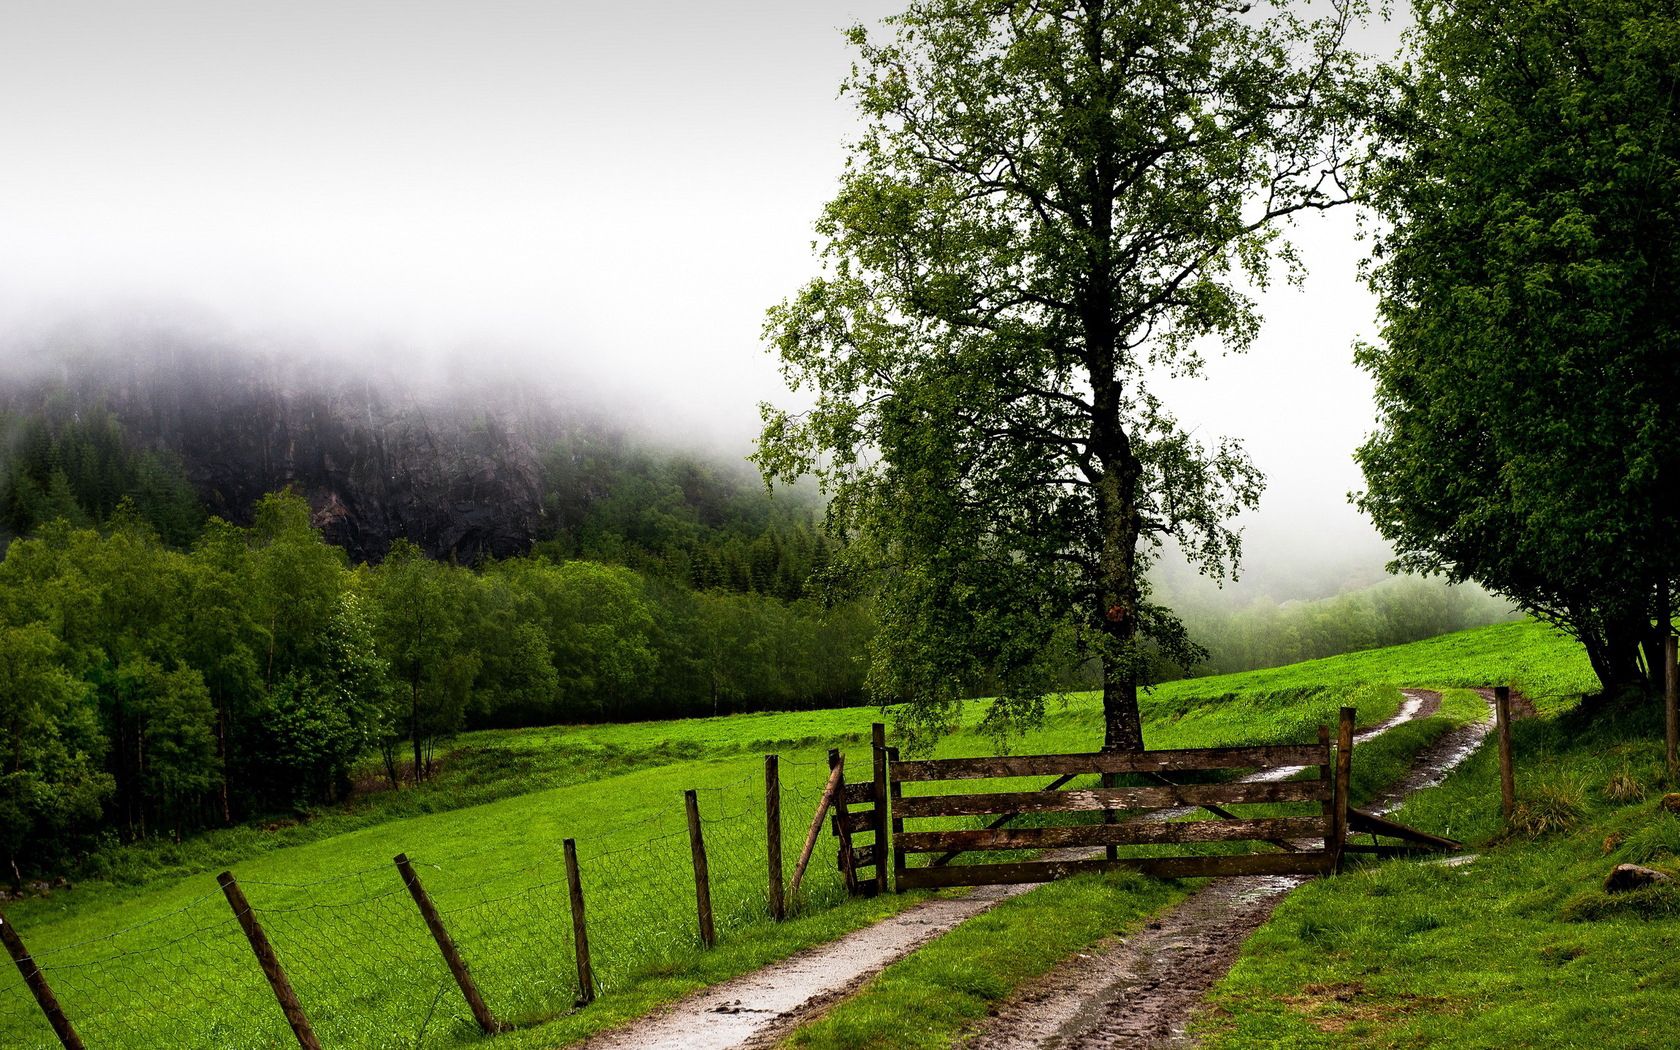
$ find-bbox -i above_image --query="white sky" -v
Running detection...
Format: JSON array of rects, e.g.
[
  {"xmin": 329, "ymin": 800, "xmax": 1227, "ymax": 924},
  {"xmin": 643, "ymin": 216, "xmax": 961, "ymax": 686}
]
[{"xmin": 0, "ymin": 0, "xmax": 1409, "ymax": 594}]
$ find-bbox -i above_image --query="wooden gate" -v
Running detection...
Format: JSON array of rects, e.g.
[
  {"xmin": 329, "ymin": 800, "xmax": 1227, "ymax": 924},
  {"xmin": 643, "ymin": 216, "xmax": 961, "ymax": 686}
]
[
  {"xmin": 829, "ymin": 725, "xmax": 889, "ymax": 896},
  {"xmin": 888, "ymin": 709, "xmax": 1356, "ymax": 891}
]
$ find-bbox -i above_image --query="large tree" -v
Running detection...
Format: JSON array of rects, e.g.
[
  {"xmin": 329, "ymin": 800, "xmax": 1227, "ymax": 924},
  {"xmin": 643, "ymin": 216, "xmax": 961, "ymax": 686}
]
[
  {"xmin": 1354, "ymin": 0, "xmax": 1680, "ymax": 697},
  {"xmin": 758, "ymin": 0, "xmax": 1371, "ymax": 749}
]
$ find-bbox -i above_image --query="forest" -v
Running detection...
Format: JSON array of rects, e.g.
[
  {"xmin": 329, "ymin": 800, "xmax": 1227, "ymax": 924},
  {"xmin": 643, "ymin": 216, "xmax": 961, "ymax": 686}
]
[
  {"xmin": 0, "ymin": 402, "xmax": 1520, "ymax": 886},
  {"xmin": 0, "ymin": 407, "xmax": 881, "ymax": 884}
]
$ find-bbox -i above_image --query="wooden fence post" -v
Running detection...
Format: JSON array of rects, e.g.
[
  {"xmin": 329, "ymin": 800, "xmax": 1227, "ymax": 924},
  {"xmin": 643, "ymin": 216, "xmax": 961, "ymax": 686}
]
[
  {"xmin": 1666, "ymin": 637, "xmax": 1678, "ymax": 783},
  {"xmin": 0, "ymin": 907, "xmax": 84, "ymax": 1050},
  {"xmin": 1494, "ymin": 686, "xmax": 1515, "ymax": 821},
  {"xmin": 1317, "ymin": 724, "xmax": 1333, "ymax": 852},
  {"xmin": 684, "ymin": 789, "xmax": 716, "ymax": 948},
  {"xmin": 217, "ymin": 871, "xmax": 322, "ymax": 1050},
  {"xmin": 563, "ymin": 838, "xmax": 595, "ymax": 1006},
  {"xmin": 828, "ymin": 748, "xmax": 858, "ymax": 895},
  {"xmin": 871, "ymin": 723, "xmax": 889, "ymax": 897},
  {"xmin": 887, "ymin": 746, "xmax": 905, "ymax": 892},
  {"xmin": 765, "ymin": 755, "xmax": 785, "ymax": 921},
  {"xmin": 1333, "ymin": 707, "xmax": 1355, "ymax": 872},
  {"xmin": 393, "ymin": 854, "xmax": 500, "ymax": 1035}
]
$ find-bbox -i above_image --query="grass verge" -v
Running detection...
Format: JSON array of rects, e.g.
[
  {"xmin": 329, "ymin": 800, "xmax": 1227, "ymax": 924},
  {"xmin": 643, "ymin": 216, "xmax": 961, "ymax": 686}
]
[
  {"xmin": 1195, "ymin": 697, "xmax": 1680, "ymax": 1049},
  {"xmin": 780, "ymin": 870, "xmax": 1184, "ymax": 1050}
]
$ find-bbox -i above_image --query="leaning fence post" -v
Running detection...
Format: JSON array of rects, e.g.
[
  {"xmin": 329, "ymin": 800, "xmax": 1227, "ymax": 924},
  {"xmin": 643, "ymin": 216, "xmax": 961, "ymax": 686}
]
[
  {"xmin": 871, "ymin": 723, "xmax": 889, "ymax": 897},
  {"xmin": 1666, "ymin": 637, "xmax": 1678, "ymax": 783},
  {"xmin": 789, "ymin": 755, "xmax": 844, "ymax": 905},
  {"xmin": 684, "ymin": 789, "xmax": 717, "ymax": 948},
  {"xmin": 393, "ymin": 854, "xmax": 501, "ymax": 1035},
  {"xmin": 765, "ymin": 755, "xmax": 785, "ymax": 921},
  {"xmin": 828, "ymin": 748, "xmax": 859, "ymax": 896},
  {"xmin": 0, "ymin": 907, "xmax": 84, "ymax": 1050},
  {"xmin": 1333, "ymin": 707, "xmax": 1355, "ymax": 872},
  {"xmin": 217, "ymin": 871, "xmax": 322, "ymax": 1050},
  {"xmin": 1494, "ymin": 686, "xmax": 1515, "ymax": 821},
  {"xmin": 562, "ymin": 838, "xmax": 595, "ymax": 1005}
]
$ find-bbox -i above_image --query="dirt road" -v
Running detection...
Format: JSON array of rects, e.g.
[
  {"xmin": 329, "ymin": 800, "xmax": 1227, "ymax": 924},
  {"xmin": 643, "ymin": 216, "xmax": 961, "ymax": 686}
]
[
  {"xmin": 581, "ymin": 688, "xmax": 1487, "ymax": 1050},
  {"xmin": 964, "ymin": 688, "xmax": 1494, "ymax": 1050}
]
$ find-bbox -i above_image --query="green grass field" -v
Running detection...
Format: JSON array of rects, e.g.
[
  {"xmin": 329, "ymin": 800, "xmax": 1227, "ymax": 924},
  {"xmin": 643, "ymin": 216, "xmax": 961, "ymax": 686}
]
[{"xmin": 0, "ymin": 618, "xmax": 1610, "ymax": 1049}]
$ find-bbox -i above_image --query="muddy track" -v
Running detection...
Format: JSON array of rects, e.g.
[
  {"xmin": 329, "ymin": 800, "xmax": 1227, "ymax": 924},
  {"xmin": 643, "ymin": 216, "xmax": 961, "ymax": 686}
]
[
  {"xmin": 578, "ymin": 688, "xmax": 1486, "ymax": 1050},
  {"xmin": 578, "ymin": 884, "xmax": 1040, "ymax": 1050},
  {"xmin": 963, "ymin": 688, "xmax": 1496, "ymax": 1050}
]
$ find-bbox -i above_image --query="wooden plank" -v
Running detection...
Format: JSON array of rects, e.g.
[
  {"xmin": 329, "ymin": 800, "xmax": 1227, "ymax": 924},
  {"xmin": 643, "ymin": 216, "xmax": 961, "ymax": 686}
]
[
  {"xmin": 896, "ymin": 817, "xmax": 1328, "ymax": 854},
  {"xmin": 1144, "ymin": 772, "xmax": 1302, "ymax": 853},
  {"xmin": 888, "ymin": 746, "xmax": 906, "ymax": 891},
  {"xmin": 841, "ymin": 782, "xmax": 874, "ymax": 806},
  {"xmin": 829, "ymin": 748, "xmax": 858, "ymax": 896},
  {"xmin": 1333, "ymin": 707, "xmax": 1354, "ymax": 872},
  {"xmin": 894, "ymin": 779, "xmax": 1329, "ymax": 819},
  {"xmin": 849, "ymin": 843, "xmax": 878, "ymax": 868},
  {"xmin": 890, "ymin": 743, "xmax": 1328, "ymax": 783},
  {"xmin": 895, "ymin": 850, "xmax": 1335, "ymax": 889},
  {"xmin": 872, "ymin": 723, "xmax": 889, "ymax": 896},
  {"xmin": 1347, "ymin": 809, "xmax": 1462, "ymax": 851},
  {"xmin": 831, "ymin": 809, "xmax": 875, "ymax": 835},
  {"xmin": 932, "ymin": 773, "xmax": 1076, "ymax": 867},
  {"xmin": 1341, "ymin": 843, "xmax": 1441, "ymax": 857}
]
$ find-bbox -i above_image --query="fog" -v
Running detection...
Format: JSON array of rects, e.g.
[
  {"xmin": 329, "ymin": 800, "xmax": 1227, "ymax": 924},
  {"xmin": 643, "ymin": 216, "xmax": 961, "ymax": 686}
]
[{"xmin": 0, "ymin": 0, "xmax": 1430, "ymax": 604}]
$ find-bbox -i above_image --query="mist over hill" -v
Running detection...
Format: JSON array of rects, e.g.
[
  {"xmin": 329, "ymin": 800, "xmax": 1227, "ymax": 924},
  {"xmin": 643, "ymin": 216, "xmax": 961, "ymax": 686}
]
[{"xmin": 0, "ymin": 315, "xmax": 783, "ymax": 566}]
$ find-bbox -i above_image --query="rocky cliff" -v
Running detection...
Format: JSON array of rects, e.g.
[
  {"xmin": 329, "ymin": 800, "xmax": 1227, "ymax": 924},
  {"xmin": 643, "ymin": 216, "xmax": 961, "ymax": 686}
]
[{"xmin": 0, "ymin": 331, "xmax": 609, "ymax": 562}]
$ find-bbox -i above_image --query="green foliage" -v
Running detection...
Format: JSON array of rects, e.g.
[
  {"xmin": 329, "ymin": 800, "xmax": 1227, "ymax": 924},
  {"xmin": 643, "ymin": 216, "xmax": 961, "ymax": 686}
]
[
  {"xmin": 0, "ymin": 624, "xmax": 111, "ymax": 883},
  {"xmin": 539, "ymin": 445, "xmax": 834, "ymax": 600},
  {"xmin": 760, "ymin": 0, "xmax": 1374, "ymax": 751},
  {"xmin": 1355, "ymin": 0, "xmax": 1680, "ymax": 695},
  {"xmin": 0, "ymin": 408, "xmax": 204, "ymax": 546}
]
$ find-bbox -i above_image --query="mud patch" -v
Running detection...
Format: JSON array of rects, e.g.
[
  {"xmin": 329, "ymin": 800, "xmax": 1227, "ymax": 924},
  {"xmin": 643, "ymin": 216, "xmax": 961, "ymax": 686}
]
[
  {"xmin": 1282, "ymin": 980, "xmax": 1459, "ymax": 1033},
  {"xmin": 579, "ymin": 886, "xmax": 1033, "ymax": 1050},
  {"xmin": 963, "ymin": 875, "xmax": 1300, "ymax": 1049}
]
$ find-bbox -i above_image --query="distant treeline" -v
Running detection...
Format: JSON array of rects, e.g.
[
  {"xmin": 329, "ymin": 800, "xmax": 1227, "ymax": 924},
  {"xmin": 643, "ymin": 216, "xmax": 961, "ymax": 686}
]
[
  {"xmin": 0, "ymin": 492, "xmax": 869, "ymax": 884},
  {"xmin": 1162, "ymin": 577, "xmax": 1517, "ymax": 679}
]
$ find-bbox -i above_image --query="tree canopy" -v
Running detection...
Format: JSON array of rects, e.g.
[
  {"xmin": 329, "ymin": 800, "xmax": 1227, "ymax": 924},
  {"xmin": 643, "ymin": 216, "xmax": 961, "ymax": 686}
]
[
  {"xmin": 760, "ymin": 0, "xmax": 1371, "ymax": 749},
  {"xmin": 1354, "ymin": 0, "xmax": 1680, "ymax": 697}
]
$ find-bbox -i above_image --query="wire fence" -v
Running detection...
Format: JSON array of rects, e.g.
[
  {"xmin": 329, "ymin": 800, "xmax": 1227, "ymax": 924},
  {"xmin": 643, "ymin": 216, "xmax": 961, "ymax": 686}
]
[{"xmin": 0, "ymin": 751, "xmax": 856, "ymax": 1050}]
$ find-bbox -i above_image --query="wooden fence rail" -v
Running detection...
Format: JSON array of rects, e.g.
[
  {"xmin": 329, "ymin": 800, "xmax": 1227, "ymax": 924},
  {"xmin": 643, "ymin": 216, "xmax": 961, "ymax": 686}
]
[{"xmin": 890, "ymin": 714, "xmax": 1354, "ymax": 892}]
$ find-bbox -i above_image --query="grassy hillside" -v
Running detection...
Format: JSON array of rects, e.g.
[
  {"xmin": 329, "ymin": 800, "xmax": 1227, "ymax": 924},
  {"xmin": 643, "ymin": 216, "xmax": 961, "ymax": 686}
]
[
  {"xmin": 0, "ymin": 619, "xmax": 1593, "ymax": 1049},
  {"xmin": 1195, "ymin": 692, "xmax": 1680, "ymax": 1047}
]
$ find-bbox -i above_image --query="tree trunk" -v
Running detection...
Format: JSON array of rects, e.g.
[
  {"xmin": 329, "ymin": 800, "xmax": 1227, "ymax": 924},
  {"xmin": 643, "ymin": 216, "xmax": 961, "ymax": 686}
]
[
  {"xmin": 410, "ymin": 681, "xmax": 424, "ymax": 784},
  {"xmin": 1101, "ymin": 656, "xmax": 1144, "ymax": 752},
  {"xmin": 1589, "ymin": 614, "xmax": 1650, "ymax": 697},
  {"xmin": 215, "ymin": 703, "xmax": 232, "ymax": 825}
]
